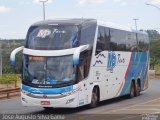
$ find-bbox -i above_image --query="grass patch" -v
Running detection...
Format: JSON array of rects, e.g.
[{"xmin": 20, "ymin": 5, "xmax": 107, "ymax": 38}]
[
  {"xmin": 155, "ymin": 64, "xmax": 160, "ymax": 75},
  {"xmin": 0, "ymin": 74, "xmax": 21, "ymax": 88}
]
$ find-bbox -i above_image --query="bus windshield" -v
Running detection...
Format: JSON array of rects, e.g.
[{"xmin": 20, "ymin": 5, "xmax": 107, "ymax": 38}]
[
  {"xmin": 26, "ymin": 25, "xmax": 79, "ymax": 50},
  {"xmin": 23, "ymin": 55, "xmax": 76, "ymax": 87}
]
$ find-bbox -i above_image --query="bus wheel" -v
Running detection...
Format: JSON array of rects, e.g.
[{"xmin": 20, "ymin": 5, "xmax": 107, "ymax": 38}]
[
  {"xmin": 129, "ymin": 81, "xmax": 135, "ymax": 98},
  {"xmin": 89, "ymin": 87, "xmax": 99, "ymax": 108},
  {"xmin": 135, "ymin": 81, "xmax": 141, "ymax": 97}
]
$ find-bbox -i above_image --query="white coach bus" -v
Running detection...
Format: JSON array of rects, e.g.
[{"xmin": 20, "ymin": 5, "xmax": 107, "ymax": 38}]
[{"xmin": 10, "ymin": 19, "xmax": 149, "ymax": 109}]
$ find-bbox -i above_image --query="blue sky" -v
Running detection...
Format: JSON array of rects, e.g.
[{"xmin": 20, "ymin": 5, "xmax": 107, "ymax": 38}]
[{"xmin": 0, "ymin": 0, "xmax": 160, "ymax": 39}]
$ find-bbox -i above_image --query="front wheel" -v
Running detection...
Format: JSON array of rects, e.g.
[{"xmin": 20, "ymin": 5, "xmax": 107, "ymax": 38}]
[{"xmin": 88, "ymin": 87, "xmax": 99, "ymax": 108}]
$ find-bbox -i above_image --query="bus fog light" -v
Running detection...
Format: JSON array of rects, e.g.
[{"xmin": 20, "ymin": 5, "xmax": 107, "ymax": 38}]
[{"xmin": 66, "ymin": 98, "xmax": 75, "ymax": 104}]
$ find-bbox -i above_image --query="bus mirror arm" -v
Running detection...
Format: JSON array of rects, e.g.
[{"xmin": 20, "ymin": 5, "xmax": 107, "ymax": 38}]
[
  {"xmin": 10, "ymin": 46, "xmax": 24, "ymax": 66},
  {"xmin": 73, "ymin": 44, "xmax": 89, "ymax": 65}
]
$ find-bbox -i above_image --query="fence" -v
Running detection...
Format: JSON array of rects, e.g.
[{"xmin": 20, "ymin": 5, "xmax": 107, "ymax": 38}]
[{"xmin": 0, "ymin": 87, "xmax": 20, "ymax": 99}]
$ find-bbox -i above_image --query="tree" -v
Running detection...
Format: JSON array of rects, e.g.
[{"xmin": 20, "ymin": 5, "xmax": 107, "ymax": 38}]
[
  {"xmin": 0, "ymin": 39, "xmax": 24, "ymax": 74},
  {"xmin": 150, "ymin": 40, "xmax": 160, "ymax": 59},
  {"xmin": 146, "ymin": 30, "xmax": 160, "ymax": 40},
  {"xmin": 150, "ymin": 57, "xmax": 159, "ymax": 70}
]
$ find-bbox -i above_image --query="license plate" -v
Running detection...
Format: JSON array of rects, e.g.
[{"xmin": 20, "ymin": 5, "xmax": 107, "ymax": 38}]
[{"xmin": 41, "ymin": 101, "xmax": 50, "ymax": 105}]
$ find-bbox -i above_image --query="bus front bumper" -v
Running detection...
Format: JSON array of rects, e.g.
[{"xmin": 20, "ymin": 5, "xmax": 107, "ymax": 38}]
[{"xmin": 21, "ymin": 92, "xmax": 79, "ymax": 108}]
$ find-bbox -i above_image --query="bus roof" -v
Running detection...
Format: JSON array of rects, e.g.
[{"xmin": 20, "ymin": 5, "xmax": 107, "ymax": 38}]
[
  {"xmin": 32, "ymin": 18, "xmax": 97, "ymax": 26},
  {"xmin": 31, "ymin": 18, "xmax": 147, "ymax": 35},
  {"xmin": 97, "ymin": 20, "xmax": 148, "ymax": 35}
]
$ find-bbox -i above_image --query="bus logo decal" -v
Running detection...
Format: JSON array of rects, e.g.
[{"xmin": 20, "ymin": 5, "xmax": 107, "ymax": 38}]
[
  {"xmin": 93, "ymin": 60, "xmax": 103, "ymax": 66},
  {"xmin": 117, "ymin": 54, "xmax": 125, "ymax": 64},
  {"xmin": 107, "ymin": 51, "xmax": 116, "ymax": 72},
  {"xmin": 96, "ymin": 53, "xmax": 105, "ymax": 59},
  {"xmin": 37, "ymin": 29, "xmax": 51, "ymax": 38}
]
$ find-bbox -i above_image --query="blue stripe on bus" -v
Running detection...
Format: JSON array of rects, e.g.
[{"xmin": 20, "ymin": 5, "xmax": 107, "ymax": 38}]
[
  {"xmin": 120, "ymin": 51, "xmax": 149, "ymax": 96},
  {"xmin": 22, "ymin": 84, "xmax": 73, "ymax": 94}
]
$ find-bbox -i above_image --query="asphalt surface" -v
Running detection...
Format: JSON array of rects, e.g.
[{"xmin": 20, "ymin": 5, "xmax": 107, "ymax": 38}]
[{"xmin": 0, "ymin": 80, "xmax": 160, "ymax": 120}]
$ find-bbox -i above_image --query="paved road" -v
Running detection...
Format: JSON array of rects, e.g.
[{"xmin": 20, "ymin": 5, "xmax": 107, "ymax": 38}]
[{"xmin": 0, "ymin": 80, "xmax": 160, "ymax": 120}]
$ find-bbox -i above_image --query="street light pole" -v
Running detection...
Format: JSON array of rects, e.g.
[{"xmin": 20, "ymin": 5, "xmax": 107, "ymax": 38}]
[
  {"xmin": 133, "ymin": 19, "xmax": 139, "ymax": 45},
  {"xmin": 39, "ymin": 0, "xmax": 48, "ymax": 20},
  {"xmin": 133, "ymin": 18, "xmax": 139, "ymax": 31},
  {"xmin": 146, "ymin": 3, "xmax": 160, "ymax": 11}
]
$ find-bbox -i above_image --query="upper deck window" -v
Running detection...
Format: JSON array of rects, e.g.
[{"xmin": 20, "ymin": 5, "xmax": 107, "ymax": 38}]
[{"xmin": 25, "ymin": 25, "xmax": 79, "ymax": 50}]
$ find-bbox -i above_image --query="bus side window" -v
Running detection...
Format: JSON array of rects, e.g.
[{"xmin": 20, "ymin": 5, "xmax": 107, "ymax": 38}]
[
  {"xmin": 96, "ymin": 26, "xmax": 110, "ymax": 55},
  {"xmin": 138, "ymin": 34, "xmax": 149, "ymax": 52},
  {"xmin": 126, "ymin": 32, "xmax": 138, "ymax": 52},
  {"xmin": 110, "ymin": 29, "xmax": 127, "ymax": 51},
  {"xmin": 77, "ymin": 65, "xmax": 85, "ymax": 81},
  {"xmin": 77, "ymin": 51, "xmax": 91, "ymax": 81}
]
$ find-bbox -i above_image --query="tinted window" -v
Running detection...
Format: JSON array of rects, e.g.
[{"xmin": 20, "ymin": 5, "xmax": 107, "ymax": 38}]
[
  {"xmin": 26, "ymin": 25, "xmax": 79, "ymax": 50},
  {"xmin": 138, "ymin": 34, "xmax": 149, "ymax": 51},
  {"xmin": 126, "ymin": 32, "xmax": 138, "ymax": 52},
  {"xmin": 96, "ymin": 26, "xmax": 111, "ymax": 54},
  {"xmin": 110, "ymin": 29, "xmax": 126, "ymax": 51},
  {"xmin": 95, "ymin": 26, "xmax": 148, "ymax": 53},
  {"xmin": 77, "ymin": 51, "xmax": 91, "ymax": 81},
  {"xmin": 80, "ymin": 24, "xmax": 96, "ymax": 47}
]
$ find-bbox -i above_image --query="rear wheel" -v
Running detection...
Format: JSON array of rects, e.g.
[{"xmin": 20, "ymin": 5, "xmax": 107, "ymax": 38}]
[
  {"xmin": 129, "ymin": 81, "xmax": 135, "ymax": 98},
  {"xmin": 89, "ymin": 87, "xmax": 99, "ymax": 108},
  {"xmin": 135, "ymin": 81, "xmax": 141, "ymax": 97}
]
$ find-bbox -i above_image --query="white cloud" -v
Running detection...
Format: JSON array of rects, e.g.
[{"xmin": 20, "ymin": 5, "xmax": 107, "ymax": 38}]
[
  {"xmin": 33, "ymin": 0, "xmax": 53, "ymax": 4},
  {"xmin": 113, "ymin": 0, "xmax": 127, "ymax": 6},
  {"xmin": 19, "ymin": 1, "xmax": 31, "ymax": 5},
  {"xmin": 113, "ymin": 0, "xmax": 123, "ymax": 3},
  {"xmin": 0, "ymin": 6, "xmax": 11, "ymax": 13},
  {"xmin": 77, "ymin": 0, "xmax": 129, "ymax": 6},
  {"xmin": 78, "ymin": 0, "xmax": 107, "ymax": 5},
  {"xmin": 78, "ymin": 0, "xmax": 128, "ymax": 6},
  {"xmin": 150, "ymin": 0, "xmax": 160, "ymax": 5},
  {"xmin": 121, "ymin": 2, "xmax": 127, "ymax": 6}
]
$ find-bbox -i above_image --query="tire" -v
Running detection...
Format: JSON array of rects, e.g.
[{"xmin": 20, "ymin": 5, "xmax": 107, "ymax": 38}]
[
  {"xmin": 88, "ymin": 87, "xmax": 99, "ymax": 108},
  {"xmin": 129, "ymin": 81, "xmax": 135, "ymax": 98},
  {"xmin": 135, "ymin": 81, "xmax": 141, "ymax": 97}
]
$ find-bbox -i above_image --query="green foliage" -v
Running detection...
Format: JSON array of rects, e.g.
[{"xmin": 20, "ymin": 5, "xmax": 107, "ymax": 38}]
[
  {"xmin": 0, "ymin": 74, "xmax": 21, "ymax": 84},
  {"xmin": 149, "ymin": 33, "xmax": 160, "ymax": 70},
  {"xmin": 150, "ymin": 39, "xmax": 160, "ymax": 59},
  {"xmin": 150, "ymin": 57, "xmax": 159, "ymax": 70},
  {"xmin": 0, "ymin": 39, "xmax": 24, "ymax": 74},
  {"xmin": 2, "ymin": 65, "xmax": 15, "ymax": 74},
  {"xmin": 146, "ymin": 30, "xmax": 160, "ymax": 40}
]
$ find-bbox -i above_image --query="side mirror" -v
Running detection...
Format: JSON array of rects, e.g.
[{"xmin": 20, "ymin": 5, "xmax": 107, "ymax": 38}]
[
  {"xmin": 10, "ymin": 46, "xmax": 24, "ymax": 66},
  {"xmin": 73, "ymin": 45, "xmax": 89, "ymax": 65}
]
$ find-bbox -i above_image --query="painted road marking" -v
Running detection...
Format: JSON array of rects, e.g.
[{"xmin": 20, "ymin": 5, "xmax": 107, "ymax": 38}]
[
  {"xmin": 105, "ymin": 97, "xmax": 160, "ymax": 114},
  {"xmin": 136, "ymin": 105, "xmax": 160, "ymax": 106},
  {"xmin": 115, "ymin": 115, "xmax": 141, "ymax": 120}
]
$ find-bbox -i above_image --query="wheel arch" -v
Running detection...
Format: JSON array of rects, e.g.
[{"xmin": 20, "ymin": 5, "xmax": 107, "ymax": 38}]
[
  {"xmin": 94, "ymin": 85, "xmax": 100, "ymax": 102},
  {"xmin": 88, "ymin": 83, "xmax": 100, "ymax": 104}
]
